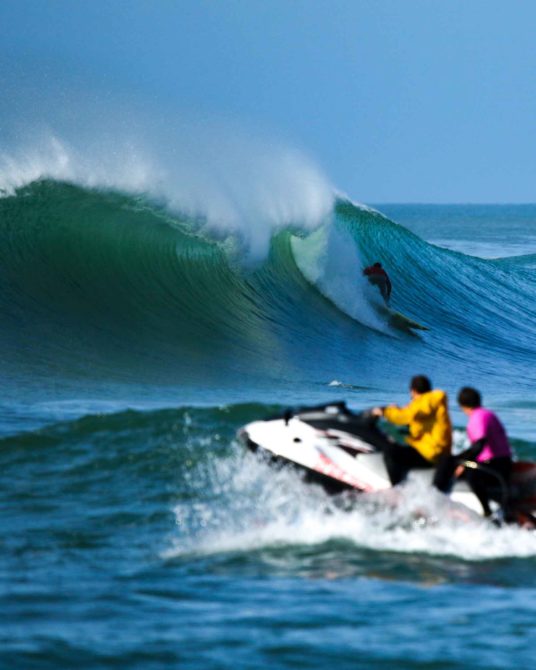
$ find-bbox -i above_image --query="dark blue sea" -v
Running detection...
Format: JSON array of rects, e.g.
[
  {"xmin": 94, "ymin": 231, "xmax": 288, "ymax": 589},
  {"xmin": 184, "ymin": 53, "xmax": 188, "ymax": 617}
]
[{"xmin": 2, "ymin": 158, "xmax": 536, "ymax": 668}]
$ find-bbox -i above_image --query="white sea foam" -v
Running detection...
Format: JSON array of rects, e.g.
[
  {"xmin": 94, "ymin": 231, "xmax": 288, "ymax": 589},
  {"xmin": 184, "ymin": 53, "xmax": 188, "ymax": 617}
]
[
  {"xmin": 165, "ymin": 449, "xmax": 536, "ymax": 563},
  {"xmin": 0, "ymin": 106, "xmax": 334, "ymax": 262},
  {"xmin": 291, "ymin": 223, "xmax": 390, "ymax": 333}
]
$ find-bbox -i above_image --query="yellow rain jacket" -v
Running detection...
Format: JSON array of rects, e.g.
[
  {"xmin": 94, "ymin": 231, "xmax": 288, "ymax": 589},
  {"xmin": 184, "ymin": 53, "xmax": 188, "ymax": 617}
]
[{"xmin": 383, "ymin": 389, "xmax": 452, "ymax": 463}]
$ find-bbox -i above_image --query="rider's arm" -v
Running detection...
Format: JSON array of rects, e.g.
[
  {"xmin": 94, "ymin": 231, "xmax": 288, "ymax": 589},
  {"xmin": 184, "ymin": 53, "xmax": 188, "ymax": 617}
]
[
  {"xmin": 383, "ymin": 402, "xmax": 415, "ymax": 426},
  {"xmin": 457, "ymin": 437, "xmax": 487, "ymax": 461}
]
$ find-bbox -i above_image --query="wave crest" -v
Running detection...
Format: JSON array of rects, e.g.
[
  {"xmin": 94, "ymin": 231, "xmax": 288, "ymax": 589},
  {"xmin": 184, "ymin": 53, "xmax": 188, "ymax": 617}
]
[
  {"xmin": 0, "ymin": 121, "xmax": 334, "ymax": 262},
  {"xmin": 1, "ymin": 179, "xmax": 536, "ymax": 392}
]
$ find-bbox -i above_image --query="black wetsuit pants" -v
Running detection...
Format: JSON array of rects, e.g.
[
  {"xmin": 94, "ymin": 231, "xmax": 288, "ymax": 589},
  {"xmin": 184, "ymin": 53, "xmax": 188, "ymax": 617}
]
[
  {"xmin": 433, "ymin": 455, "xmax": 512, "ymax": 516},
  {"xmin": 368, "ymin": 275, "xmax": 391, "ymax": 302},
  {"xmin": 383, "ymin": 442, "xmax": 433, "ymax": 486}
]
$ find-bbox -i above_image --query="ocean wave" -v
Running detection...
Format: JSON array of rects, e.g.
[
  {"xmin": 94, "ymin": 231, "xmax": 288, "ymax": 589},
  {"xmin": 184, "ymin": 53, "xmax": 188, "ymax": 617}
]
[
  {"xmin": 1, "ymin": 179, "xmax": 536, "ymax": 391},
  {"xmin": 0, "ymin": 122, "xmax": 334, "ymax": 262}
]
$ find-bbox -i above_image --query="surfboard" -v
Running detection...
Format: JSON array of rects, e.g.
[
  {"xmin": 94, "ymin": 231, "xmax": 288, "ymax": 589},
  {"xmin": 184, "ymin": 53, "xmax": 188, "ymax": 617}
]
[
  {"xmin": 375, "ymin": 304, "xmax": 429, "ymax": 332},
  {"xmin": 388, "ymin": 309, "xmax": 429, "ymax": 332}
]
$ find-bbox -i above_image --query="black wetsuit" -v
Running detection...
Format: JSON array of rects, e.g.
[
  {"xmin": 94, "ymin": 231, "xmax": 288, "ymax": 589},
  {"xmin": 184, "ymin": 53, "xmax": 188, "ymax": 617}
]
[
  {"xmin": 382, "ymin": 441, "xmax": 433, "ymax": 486},
  {"xmin": 433, "ymin": 439, "xmax": 512, "ymax": 516},
  {"xmin": 363, "ymin": 266, "xmax": 392, "ymax": 302}
]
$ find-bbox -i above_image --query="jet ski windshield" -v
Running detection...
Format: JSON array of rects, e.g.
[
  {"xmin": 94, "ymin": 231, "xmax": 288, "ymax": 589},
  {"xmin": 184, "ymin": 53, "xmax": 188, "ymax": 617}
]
[{"xmin": 278, "ymin": 402, "xmax": 390, "ymax": 453}]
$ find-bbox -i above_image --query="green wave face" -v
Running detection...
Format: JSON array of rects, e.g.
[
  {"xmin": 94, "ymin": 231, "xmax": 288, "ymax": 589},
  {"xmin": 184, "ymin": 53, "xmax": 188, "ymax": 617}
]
[
  {"xmin": 1, "ymin": 180, "xmax": 536, "ymax": 395},
  {"xmin": 0, "ymin": 181, "xmax": 366, "ymax": 388}
]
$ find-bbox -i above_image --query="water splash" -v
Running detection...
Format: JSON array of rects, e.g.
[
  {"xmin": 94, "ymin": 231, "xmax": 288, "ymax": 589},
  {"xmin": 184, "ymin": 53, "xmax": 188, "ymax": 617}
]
[
  {"xmin": 165, "ymin": 446, "xmax": 536, "ymax": 564},
  {"xmin": 0, "ymin": 104, "xmax": 334, "ymax": 262}
]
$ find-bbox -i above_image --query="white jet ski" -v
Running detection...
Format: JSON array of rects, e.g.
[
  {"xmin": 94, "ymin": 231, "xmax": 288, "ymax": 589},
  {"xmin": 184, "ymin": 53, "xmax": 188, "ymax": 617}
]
[{"xmin": 238, "ymin": 401, "xmax": 536, "ymax": 527}]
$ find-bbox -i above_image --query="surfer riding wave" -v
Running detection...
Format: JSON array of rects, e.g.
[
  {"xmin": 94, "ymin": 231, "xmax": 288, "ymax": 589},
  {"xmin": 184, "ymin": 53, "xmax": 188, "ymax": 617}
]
[{"xmin": 363, "ymin": 262, "xmax": 392, "ymax": 304}]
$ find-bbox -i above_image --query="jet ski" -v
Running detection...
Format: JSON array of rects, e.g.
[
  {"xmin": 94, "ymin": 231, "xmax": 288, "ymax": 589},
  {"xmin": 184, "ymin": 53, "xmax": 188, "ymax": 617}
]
[{"xmin": 238, "ymin": 401, "xmax": 536, "ymax": 528}]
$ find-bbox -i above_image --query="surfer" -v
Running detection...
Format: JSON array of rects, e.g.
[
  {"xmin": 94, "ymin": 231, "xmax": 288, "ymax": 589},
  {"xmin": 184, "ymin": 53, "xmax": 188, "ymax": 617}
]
[
  {"xmin": 433, "ymin": 387, "xmax": 513, "ymax": 517},
  {"xmin": 371, "ymin": 375, "xmax": 452, "ymax": 485},
  {"xmin": 363, "ymin": 262, "xmax": 392, "ymax": 303}
]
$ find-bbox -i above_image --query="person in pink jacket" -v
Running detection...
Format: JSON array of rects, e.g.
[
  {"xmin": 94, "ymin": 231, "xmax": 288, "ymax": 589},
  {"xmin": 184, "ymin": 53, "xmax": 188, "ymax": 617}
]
[{"xmin": 433, "ymin": 387, "xmax": 513, "ymax": 516}]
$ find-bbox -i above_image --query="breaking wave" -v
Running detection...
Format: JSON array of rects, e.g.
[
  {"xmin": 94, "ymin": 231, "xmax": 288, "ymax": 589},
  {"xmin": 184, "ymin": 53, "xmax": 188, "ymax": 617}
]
[{"xmin": 2, "ymin": 177, "xmax": 536, "ymax": 395}]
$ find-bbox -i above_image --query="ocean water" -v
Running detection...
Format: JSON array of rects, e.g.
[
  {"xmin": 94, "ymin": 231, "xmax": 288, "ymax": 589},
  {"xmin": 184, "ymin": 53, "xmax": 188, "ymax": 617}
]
[{"xmin": 2, "ymin": 143, "xmax": 536, "ymax": 668}]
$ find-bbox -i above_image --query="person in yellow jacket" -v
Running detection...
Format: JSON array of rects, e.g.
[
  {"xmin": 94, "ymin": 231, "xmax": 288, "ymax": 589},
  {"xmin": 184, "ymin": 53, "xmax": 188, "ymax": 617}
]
[{"xmin": 372, "ymin": 375, "xmax": 452, "ymax": 485}]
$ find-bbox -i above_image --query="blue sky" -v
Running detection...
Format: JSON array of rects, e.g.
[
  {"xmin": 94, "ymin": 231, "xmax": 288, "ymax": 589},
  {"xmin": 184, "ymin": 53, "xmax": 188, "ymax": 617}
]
[{"xmin": 2, "ymin": 0, "xmax": 535, "ymax": 203}]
